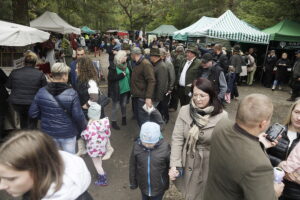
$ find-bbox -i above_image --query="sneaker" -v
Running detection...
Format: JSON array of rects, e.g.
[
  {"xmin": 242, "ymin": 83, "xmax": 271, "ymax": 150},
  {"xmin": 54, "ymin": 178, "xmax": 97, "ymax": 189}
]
[
  {"xmin": 278, "ymin": 86, "xmax": 282, "ymax": 90},
  {"xmin": 102, "ymin": 146, "xmax": 114, "ymax": 160},
  {"xmin": 168, "ymin": 108, "xmax": 176, "ymax": 112},
  {"xmin": 76, "ymin": 139, "xmax": 87, "ymax": 156},
  {"xmin": 95, "ymin": 174, "xmax": 108, "ymax": 186},
  {"xmin": 272, "ymin": 85, "xmax": 276, "ymax": 91}
]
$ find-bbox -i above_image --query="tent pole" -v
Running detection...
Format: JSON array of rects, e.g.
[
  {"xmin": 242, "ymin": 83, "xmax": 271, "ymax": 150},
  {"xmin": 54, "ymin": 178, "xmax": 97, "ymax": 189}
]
[{"xmin": 260, "ymin": 43, "xmax": 270, "ymax": 83}]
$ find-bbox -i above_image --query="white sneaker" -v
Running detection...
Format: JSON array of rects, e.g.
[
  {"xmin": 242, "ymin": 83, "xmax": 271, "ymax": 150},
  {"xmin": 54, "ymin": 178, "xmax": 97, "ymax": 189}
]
[
  {"xmin": 76, "ymin": 139, "xmax": 87, "ymax": 156},
  {"xmin": 272, "ymin": 85, "xmax": 276, "ymax": 91},
  {"xmin": 103, "ymin": 147, "xmax": 114, "ymax": 160},
  {"xmin": 278, "ymin": 86, "xmax": 282, "ymax": 90}
]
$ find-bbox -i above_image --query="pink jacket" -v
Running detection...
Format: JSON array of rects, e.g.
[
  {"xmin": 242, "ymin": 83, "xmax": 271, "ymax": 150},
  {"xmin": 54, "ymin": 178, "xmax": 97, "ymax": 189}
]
[{"xmin": 281, "ymin": 142, "xmax": 300, "ymax": 173}]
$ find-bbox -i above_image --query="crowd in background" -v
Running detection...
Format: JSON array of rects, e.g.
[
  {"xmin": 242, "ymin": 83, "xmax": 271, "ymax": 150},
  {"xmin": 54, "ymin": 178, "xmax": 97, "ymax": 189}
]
[{"xmin": 1, "ymin": 32, "xmax": 300, "ymax": 200}]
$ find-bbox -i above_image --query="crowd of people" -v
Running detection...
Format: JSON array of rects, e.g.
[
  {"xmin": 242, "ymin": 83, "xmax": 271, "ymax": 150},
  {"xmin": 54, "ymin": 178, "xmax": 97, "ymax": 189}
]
[{"xmin": 1, "ymin": 33, "xmax": 300, "ymax": 200}]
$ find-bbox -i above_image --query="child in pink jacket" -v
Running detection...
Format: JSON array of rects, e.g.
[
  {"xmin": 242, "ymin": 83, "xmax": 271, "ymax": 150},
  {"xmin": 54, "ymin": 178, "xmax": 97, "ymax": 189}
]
[
  {"xmin": 81, "ymin": 103, "xmax": 111, "ymax": 186},
  {"xmin": 280, "ymin": 142, "xmax": 300, "ymax": 174}
]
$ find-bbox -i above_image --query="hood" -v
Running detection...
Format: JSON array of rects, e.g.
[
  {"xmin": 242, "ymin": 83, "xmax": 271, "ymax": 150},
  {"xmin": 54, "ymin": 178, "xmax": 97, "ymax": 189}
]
[
  {"xmin": 46, "ymin": 82, "xmax": 71, "ymax": 96},
  {"xmin": 42, "ymin": 151, "xmax": 91, "ymax": 200}
]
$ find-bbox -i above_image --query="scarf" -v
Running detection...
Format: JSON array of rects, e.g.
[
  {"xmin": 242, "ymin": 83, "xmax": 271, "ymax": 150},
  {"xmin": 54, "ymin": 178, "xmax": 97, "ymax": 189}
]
[
  {"xmin": 186, "ymin": 100, "xmax": 214, "ymax": 154},
  {"xmin": 116, "ymin": 64, "xmax": 130, "ymax": 94}
]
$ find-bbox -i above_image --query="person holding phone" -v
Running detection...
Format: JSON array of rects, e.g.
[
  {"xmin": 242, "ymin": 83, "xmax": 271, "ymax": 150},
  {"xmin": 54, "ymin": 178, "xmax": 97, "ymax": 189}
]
[
  {"xmin": 204, "ymin": 93, "xmax": 284, "ymax": 200},
  {"xmin": 268, "ymin": 100, "xmax": 300, "ymax": 200}
]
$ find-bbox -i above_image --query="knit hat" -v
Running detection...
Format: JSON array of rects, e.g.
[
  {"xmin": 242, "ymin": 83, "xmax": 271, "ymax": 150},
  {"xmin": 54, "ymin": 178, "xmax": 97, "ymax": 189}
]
[
  {"xmin": 131, "ymin": 47, "xmax": 142, "ymax": 55},
  {"xmin": 88, "ymin": 103, "xmax": 101, "ymax": 120},
  {"xmin": 150, "ymin": 48, "xmax": 161, "ymax": 57},
  {"xmin": 140, "ymin": 122, "xmax": 161, "ymax": 144}
]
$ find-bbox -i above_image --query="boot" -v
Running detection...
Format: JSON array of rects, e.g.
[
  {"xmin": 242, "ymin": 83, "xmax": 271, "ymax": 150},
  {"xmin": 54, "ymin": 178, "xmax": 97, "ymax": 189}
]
[
  {"xmin": 122, "ymin": 117, "xmax": 127, "ymax": 126},
  {"xmin": 111, "ymin": 121, "xmax": 120, "ymax": 130},
  {"xmin": 76, "ymin": 138, "xmax": 87, "ymax": 156},
  {"xmin": 95, "ymin": 173, "xmax": 108, "ymax": 186}
]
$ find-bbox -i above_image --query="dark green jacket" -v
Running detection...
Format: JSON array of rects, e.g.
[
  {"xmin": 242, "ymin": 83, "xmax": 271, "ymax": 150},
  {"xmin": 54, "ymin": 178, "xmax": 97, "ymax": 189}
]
[
  {"xmin": 178, "ymin": 58, "xmax": 201, "ymax": 95},
  {"xmin": 204, "ymin": 119, "xmax": 277, "ymax": 200},
  {"xmin": 153, "ymin": 60, "xmax": 168, "ymax": 102}
]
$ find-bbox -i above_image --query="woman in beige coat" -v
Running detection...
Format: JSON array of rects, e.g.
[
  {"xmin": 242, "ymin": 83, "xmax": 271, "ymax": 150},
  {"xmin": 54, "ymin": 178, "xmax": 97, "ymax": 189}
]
[{"xmin": 169, "ymin": 78, "xmax": 228, "ymax": 200}]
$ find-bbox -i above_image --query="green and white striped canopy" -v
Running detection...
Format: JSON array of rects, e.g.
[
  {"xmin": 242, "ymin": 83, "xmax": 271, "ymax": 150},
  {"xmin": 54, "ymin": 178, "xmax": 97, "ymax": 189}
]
[
  {"xmin": 173, "ymin": 16, "xmax": 217, "ymax": 41},
  {"xmin": 191, "ymin": 10, "xmax": 270, "ymax": 44}
]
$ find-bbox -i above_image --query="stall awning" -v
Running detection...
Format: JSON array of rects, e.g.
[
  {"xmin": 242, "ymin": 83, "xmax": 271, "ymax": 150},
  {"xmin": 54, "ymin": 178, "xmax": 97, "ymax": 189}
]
[
  {"xmin": 0, "ymin": 20, "xmax": 50, "ymax": 46},
  {"xmin": 148, "ymin": 25, "xmax": 178, "ymax": 37},
  {"xmin": 263, "ymin": 20, "xmax": 300, "ymax": 42},
  {"xmin": 30, "ymin": 11, "xmax": 81, "ymax": 35}
]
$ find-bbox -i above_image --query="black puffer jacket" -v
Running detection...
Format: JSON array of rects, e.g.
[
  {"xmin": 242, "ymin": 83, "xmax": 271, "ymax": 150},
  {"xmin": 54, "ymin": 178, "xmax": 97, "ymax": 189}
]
[
  {"xmin": 129, "ymin": 139, "xmax": 170, "ymax": 197},
  {"xmin": 5, "ymin": 65, "xmax": 47, "ymax": 105},
  {"xmin": 267, "ymin": 129, "xmax": 300, "ymax": 199}
]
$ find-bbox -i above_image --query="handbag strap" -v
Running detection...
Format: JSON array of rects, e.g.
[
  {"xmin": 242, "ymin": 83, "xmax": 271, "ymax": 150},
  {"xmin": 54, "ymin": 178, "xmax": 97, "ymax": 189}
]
[{"xmin": 52, "ymin": 95, "xmax": 72, "ymax": 120}]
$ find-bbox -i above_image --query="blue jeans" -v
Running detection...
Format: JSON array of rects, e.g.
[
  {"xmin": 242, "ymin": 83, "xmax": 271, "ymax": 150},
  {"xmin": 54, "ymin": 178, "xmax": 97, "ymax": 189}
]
[
  {"xmin": 53, "ymin": 136, "xmax": 77, "ymax": 154},
  {"xmin": 141, "ymin": 192, "xmax": 164, "ymax": 200}
]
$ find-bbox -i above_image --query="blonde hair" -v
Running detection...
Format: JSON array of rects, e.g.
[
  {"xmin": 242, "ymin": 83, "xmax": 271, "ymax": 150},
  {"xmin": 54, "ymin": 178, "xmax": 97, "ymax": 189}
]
[
  {"xmin": 24, "ymin": 51, "xmax": 38, "ymax": 66},
  {"xmin": 236, "ymin": 94, "xmax": 273, "ymax": 128},
  {"xmin": 284, "ymin": 100, "xmax": 300, "ymax": 126},
  {"xmin": 114, "ymin": 50, "xmax": 127, "ymax": 65},
  {"xmin": 0, "ymin": 130, "xmax": 64, "ymax": 200},
  {"xmin": 51, "ymin": 62, "xmax": 70, "ymax": 78}
]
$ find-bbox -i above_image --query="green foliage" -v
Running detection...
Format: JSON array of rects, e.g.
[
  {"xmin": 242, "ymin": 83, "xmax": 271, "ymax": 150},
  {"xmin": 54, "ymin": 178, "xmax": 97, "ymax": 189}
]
[{"xmin": 1, "ymin": 0, "xmax": 300, "ymax": 32}]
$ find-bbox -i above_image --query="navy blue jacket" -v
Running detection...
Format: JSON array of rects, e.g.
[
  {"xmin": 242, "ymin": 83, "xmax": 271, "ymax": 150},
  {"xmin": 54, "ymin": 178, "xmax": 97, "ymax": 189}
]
[{"xmin": 29, "ymin": 84, "xmax": 87, "ymax": 139}]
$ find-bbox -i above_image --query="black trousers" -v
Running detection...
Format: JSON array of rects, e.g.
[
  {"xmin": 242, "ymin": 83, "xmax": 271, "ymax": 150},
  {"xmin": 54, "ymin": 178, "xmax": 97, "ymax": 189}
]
[
  {"xmin": 263, "ymin": 70, "xmax": 274, "ymax": 87},
  {"xmin": 169, "ymin": 87, "xmax": 179, "ymax": 110},
  {"xmin": 12, "ymin": 104, "xmax": 37, "ymax": 129},
  {"xmin": 178, "ymin": 86, "xmax": 190, "ymax": 107},
  {"xmin": 157, "ymin": 94, "xmax": 170, "ymax": 122}
]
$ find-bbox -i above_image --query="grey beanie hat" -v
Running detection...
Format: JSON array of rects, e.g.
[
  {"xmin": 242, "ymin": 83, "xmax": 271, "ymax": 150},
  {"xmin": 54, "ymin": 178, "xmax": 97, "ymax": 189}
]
[{"xmin": 88, "ymin": 103, "xmax": 101, "ymax": 120}]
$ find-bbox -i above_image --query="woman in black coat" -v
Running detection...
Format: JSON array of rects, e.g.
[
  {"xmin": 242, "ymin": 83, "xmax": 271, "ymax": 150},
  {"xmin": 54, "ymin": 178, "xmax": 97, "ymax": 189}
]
[
  {"xmin": 5, "ymin": 51, "xmax": 47, "ymax": 129},
  {"xmin": 267, "ymin": 100, "xmax": 300, "ymax": 200},
  {"xmin": 108, "ymin": 50, "xmax": 131, "ymax": 130},
  {"xmin": 272, "ymin": 52, "xmax": 290, "ymax": 90}
]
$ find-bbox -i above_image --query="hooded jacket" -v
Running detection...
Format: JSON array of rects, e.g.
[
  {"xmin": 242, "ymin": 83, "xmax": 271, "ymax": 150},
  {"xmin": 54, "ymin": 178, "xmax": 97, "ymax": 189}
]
[
  {"xmin": 129, "ymin": 139, "xmax": 170, "ymax": 197},
  {"xmin": 29, "ymin": 82, "xmax": 87, "ymax": 138},
  {"xmin": 43, "ymin": 151, "xmax": 91, "ymax": 200}
]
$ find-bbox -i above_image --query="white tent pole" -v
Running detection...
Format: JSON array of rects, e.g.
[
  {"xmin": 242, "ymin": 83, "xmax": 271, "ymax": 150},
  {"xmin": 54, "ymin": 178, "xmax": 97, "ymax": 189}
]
[{"xmin": 260, "ymin": 43, "xmax": 270, "ymax": 82}]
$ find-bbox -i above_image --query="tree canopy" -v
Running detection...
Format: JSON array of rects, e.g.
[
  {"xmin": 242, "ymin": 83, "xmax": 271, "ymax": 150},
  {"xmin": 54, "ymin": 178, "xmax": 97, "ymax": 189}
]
[{"xmin": 0, "ymin": 0, "xmax": 299, "ymax": 32}]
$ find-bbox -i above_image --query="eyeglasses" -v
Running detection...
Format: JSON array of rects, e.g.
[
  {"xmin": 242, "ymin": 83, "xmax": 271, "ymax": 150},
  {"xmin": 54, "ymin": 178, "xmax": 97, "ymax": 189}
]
[{"xmin": 192, "ymin": 94, "xmax": 209, "ymax": 99}]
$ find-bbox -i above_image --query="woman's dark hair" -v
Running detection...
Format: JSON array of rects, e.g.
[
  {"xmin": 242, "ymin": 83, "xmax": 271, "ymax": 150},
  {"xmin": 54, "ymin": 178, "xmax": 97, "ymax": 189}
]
[
  {"xmin": 191, "ymin": 78, "xmax": 223, "ymax": 116},
  {"xmin": 77, "ymin": 56, "xmax": 99, "ymax": 84}
]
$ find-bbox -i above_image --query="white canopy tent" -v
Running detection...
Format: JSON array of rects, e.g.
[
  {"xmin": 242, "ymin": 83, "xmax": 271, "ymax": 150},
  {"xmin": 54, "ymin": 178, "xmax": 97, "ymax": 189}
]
[
  {"xmin": 173, "ymin": 16, "xmax": 217, "ymax": 40},
  {"xmin": 0, "ymin": 20, "xmax": 50, "ymax": 46},
  {"xmin": 30, "ymin": 11, "xmax": 81, "ymax": 35}
]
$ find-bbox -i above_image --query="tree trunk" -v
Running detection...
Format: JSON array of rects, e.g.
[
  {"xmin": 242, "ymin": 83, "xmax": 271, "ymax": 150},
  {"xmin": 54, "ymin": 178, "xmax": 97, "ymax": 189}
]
[{"xmin": 12, "ymin": 0, "xmax": 29, "ymax": 25}]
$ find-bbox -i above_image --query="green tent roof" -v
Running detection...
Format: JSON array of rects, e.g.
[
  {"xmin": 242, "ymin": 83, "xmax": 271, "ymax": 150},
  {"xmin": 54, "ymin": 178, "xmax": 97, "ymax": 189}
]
[
  {"xmin": 174, "ymin": 10, "xmax": 270, "ymax": 44},
  {"xmin": 148, "ymin": 25, "xmax": 178, "ymax": 36},
  {"xmin": 173, "ymin": 16, "xmax": 216, "ymax": 41},
  {"xmin": 263, "ymin": 20, "xmax": 300, "ymax": 42},
  {"xmin": 81, "ymin": 26, "xmax": 95, "ymax": 34}
]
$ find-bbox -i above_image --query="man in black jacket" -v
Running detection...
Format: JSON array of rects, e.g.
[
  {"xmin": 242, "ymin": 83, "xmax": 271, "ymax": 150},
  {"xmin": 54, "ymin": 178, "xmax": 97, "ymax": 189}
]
[
  {"xmin": 198, "ymin": 53, "xmax": 227, "ymax": 101},
  {"xmin": 6, "ymin": 51, "xmax": 47, "ymax": 129},
  {"xmin": 287, "ymin": 50, "xmax": 300, "ymax": 101},
  {"xmin": 0, "ymin": 68, "xmax": 8, "ymax": 138},
  {"xmin": 213, "ymin": 44, "xmax": 229, "ymax": 72}
]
